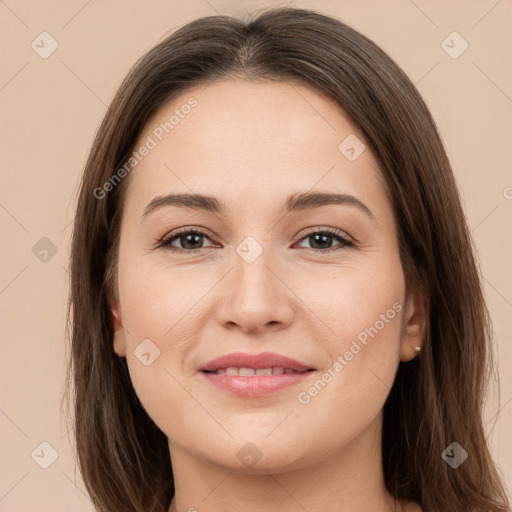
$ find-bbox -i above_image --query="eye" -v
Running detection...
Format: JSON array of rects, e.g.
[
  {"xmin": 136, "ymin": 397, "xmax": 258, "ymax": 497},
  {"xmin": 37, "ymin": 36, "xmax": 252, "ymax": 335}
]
[
  {"xmin": 158, "ymin": 227, "xmax": 355, "ymax": 253},
  {"xmin": 159, "ymin": 228, "xmax": 216, "ymax": 252},
  {"xmin": 294, "ymin": 228, "xmax": 355, "ymax": 252}
]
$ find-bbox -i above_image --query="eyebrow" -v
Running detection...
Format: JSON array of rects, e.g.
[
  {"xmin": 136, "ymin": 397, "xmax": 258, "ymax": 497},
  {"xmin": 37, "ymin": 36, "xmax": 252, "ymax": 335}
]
[{"xmin": 141, "ymin": 191, "xmax": 373, "ymax": 221}]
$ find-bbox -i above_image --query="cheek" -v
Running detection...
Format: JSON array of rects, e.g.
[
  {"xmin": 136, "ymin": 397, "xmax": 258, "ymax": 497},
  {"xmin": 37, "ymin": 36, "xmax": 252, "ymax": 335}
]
[
  {"xmin": 292, "ymin": 256, "xmax": 404, "ymax": 412},
  {"xmin": 117, "ymin": 257, "xmax": 215, "ymax": 431},
  {"xmin": 293, "ymin": 254, "xmax": 404, "ymax": 348},
  {"xmin": 119, "ymin": 255, "xmax": 206, "ymax": 343}
]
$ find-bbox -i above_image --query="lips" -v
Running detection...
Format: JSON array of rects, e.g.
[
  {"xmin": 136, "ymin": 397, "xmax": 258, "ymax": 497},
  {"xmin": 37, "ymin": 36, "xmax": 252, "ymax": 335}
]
[
  {"xmin": 199, "ymin": 351, "xmax": 314, "ymax": 373},
  {"xmin": 199, "ymin": 351, "xmax": 316, "ymax": 397}
]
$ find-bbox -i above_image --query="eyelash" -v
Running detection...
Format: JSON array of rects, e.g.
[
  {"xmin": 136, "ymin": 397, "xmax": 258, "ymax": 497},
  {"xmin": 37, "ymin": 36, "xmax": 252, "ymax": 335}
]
[{"xmin": 157, "ymin": 227, "xmax": 355, "ymax": 253}]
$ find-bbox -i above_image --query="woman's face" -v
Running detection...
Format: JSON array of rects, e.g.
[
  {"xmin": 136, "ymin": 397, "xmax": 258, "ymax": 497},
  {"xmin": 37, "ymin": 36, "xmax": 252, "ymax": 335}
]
[{"xmin": 110, "ymin": 79, "xmax": 424, "ymax": 472}]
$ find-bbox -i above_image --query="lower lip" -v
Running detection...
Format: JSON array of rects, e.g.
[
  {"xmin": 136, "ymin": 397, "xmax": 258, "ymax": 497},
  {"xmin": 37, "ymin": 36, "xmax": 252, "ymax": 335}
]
[{"xmin": 201, "ymin": 371, "xmax": 315, "ymax": 397}]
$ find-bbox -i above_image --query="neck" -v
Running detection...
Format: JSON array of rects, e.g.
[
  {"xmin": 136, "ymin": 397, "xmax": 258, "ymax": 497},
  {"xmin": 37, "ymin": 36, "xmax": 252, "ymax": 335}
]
[{"xmin": 167, "ymin": 413, "xmax": 402, "ymax": 512}]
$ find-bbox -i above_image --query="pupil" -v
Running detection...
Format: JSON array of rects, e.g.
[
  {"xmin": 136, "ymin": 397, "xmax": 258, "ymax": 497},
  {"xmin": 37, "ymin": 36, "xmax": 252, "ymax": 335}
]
[
  {"xmin": 311, "ymin": 233, "xmax": 331, "ymax": 249},
  {"xmin": 182, "ymin": 233, "xmax": 202, "ymax": 249}
]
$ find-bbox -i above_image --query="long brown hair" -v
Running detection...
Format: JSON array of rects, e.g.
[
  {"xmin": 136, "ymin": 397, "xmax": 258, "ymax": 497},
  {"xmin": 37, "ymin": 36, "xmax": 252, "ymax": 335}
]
[{"xmin": 63, "ymin": 6, "xmax": 510, "ymax": 511}]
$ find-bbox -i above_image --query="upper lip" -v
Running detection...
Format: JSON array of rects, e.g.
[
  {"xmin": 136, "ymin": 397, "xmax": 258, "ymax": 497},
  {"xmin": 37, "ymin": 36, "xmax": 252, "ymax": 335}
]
[{"xmin": 199, "ymin": 351, "xmax": 314, "ymax": 372}]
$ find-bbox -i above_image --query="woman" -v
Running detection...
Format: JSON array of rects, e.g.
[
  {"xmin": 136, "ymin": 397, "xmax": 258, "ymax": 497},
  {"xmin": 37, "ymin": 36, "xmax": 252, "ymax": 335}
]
[{"xmin": 64, "ymin": 6, "xmax": 510, "ymax": 512}]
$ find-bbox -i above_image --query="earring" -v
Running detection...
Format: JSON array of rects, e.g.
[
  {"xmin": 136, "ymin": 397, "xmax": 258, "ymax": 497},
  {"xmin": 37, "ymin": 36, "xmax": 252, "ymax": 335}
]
[{"xmin": 413, "ymin": 346, "xmax": 421, "ymax": 353}]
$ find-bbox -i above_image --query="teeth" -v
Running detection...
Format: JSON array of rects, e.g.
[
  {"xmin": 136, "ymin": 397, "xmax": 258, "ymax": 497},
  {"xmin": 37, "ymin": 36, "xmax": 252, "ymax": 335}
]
[
  {"xmin": 214, "ymin": 367, "xmax": 299, "ymax": 376},
  {"xmin": 255, "ymin": 368, "xmax": 272, "ymax": 375}
]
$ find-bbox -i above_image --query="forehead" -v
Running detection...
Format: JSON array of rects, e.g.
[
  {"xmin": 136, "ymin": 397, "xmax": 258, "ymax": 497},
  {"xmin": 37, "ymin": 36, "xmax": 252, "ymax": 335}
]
[{"xmin": 123, "ymin": 78, "xmax": 388, "ymax": 220}]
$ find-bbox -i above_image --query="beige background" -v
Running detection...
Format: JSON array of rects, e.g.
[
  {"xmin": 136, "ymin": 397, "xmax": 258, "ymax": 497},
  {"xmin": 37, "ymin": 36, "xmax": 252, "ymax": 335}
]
[{"xmin": 1, "ymin": 0, "xmax": 511, "ymax": 510}]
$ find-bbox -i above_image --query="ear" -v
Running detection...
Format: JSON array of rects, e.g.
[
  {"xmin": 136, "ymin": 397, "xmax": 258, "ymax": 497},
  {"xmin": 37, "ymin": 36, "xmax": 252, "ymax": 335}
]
[
  {"xmin": 109, "ymin": 292, "xmax": 127, "ymax": 358},
  {"xmin": 400, "ymin": 270, "xmax": 428, "ymax": 362}
]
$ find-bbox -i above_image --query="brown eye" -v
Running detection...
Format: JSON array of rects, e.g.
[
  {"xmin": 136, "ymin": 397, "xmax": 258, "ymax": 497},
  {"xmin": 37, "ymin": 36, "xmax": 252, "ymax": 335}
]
[
  {"xmin": 295, "ymin": 228, "xmax": 354, "ymax": 251},
  {"xmin": 160, "ymin": 229, "xmax": 215, "ymax": 251}
]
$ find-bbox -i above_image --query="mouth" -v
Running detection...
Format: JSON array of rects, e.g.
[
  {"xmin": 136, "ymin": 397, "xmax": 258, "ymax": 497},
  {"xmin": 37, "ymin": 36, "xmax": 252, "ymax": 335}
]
[
  {"xmin": 199, "ymin": 351, "xmax": 315, "ymax": 373},
  {"xmin": 199, "ymin": 352, "xmax": 317, "ymax": 397},
  {"xmin": 203, "ymin": 367, "xmax": 315, "ymax": 376}
]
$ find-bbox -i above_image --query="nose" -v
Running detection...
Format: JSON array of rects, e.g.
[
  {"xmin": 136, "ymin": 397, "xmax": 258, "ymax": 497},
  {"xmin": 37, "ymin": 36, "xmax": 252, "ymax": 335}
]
[{"xmin": 215, "ymin": 244, "xmax": 295, "ymax": 334}]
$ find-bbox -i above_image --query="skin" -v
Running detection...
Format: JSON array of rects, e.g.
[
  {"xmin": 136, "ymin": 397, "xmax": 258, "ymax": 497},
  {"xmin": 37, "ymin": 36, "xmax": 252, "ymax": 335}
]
[{"xmin": 110, "ymin": 79, "xmax": 426, "ymax": 512}]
